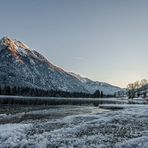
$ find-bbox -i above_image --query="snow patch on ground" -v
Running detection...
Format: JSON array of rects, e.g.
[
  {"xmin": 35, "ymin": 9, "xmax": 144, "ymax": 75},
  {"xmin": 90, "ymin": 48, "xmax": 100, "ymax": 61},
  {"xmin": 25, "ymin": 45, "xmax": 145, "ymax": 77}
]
[
  {"xmin": 0, "ymin": 123, "xmax": 32, "ymax": 148},
  {"xmin": 0, "ymin": 106, "xmax": 148, "ymax": 147},
  {"xmin": 115, "ymin": 136, "xmax": 148, "ymax": 148}
]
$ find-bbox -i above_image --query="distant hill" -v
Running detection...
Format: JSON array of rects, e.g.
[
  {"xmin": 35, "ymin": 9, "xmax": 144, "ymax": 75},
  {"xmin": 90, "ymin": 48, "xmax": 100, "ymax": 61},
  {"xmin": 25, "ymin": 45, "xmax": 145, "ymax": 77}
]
[{"xmin": 69, "ymin": 72, "xmax": 122, "ymax": 95}]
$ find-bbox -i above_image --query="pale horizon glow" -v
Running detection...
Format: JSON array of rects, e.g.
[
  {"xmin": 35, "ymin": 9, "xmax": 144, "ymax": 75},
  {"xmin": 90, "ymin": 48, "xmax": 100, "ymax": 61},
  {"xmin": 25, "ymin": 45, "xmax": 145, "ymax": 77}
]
[{"xmin": 0, "ymin": 0, "xmax": 148, "ymax": 88}]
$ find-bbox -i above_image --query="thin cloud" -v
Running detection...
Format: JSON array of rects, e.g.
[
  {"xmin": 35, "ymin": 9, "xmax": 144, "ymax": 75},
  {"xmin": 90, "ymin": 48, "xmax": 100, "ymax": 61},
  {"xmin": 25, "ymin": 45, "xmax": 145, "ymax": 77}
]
[{"xmin": 73, "ymin": 57, "xmax": 84, "ymax": 60}]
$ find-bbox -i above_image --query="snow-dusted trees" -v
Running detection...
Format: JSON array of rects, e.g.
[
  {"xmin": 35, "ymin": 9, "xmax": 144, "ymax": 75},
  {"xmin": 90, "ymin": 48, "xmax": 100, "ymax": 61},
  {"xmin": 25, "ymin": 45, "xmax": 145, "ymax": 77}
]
[
  {"xmin": 127, "ymin": 79, "xmax": 148, "ymax": 98},
  {"xmin": 139, "ymin": 79, "xmax": 148, "ymax": 98},
  {"xmin": 140, "ymin": 79, "xmax": 148, "ymax": 87},
  {"xmin": 127, "ymin": 83, "xmax": 135, "ymax": 98}
]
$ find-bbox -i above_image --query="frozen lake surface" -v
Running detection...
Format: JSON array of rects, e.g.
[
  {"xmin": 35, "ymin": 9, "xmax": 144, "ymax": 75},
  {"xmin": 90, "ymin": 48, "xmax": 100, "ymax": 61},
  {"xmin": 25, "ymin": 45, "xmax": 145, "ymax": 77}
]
[{"xmin": 0, "ymin": 103, "xmax": 148, "ymax": 148}]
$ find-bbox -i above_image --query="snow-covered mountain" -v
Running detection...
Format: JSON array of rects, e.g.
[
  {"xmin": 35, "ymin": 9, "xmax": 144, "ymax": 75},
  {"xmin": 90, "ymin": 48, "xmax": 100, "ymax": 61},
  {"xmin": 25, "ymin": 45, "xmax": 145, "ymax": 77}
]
[
  {"xmin": 69, "ymin": 72, "xmax": 122, "ymax": 95},
  {"xmin": 0, "ymin": 36, "xmax": 122, "ymax": 95}
]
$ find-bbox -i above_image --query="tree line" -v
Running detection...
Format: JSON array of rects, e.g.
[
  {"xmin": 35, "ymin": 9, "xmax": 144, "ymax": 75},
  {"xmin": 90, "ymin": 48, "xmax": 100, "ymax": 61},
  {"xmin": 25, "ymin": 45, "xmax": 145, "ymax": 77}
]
[
  {"xmin": 0, "ymin": 85, "xmax": 111, "ymax": 98},
  {"xmin": 127, "ymin": 79, "xmax": 148, "ymax": 98}
]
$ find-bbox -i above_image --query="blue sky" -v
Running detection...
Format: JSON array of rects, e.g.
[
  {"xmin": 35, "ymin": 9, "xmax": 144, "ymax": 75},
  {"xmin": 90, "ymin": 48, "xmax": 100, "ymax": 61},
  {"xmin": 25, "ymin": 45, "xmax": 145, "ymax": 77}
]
[{"xmin": 0, "ymin": 0, "xmax": 148, "ymax": 87}]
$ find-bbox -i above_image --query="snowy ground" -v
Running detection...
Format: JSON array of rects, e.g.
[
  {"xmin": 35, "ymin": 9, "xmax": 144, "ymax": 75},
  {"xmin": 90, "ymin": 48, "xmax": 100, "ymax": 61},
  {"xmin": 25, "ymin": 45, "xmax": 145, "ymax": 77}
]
[{"xmin": 0, "ymin": 104, "xmax": 148, "ymax": 148}]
